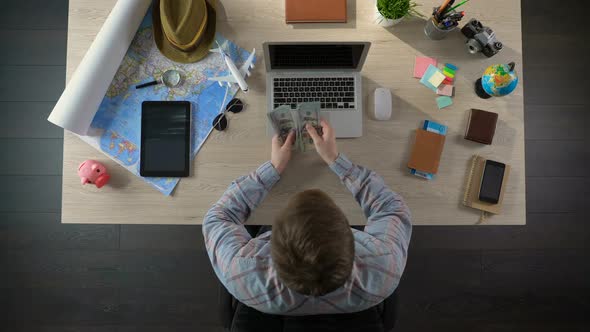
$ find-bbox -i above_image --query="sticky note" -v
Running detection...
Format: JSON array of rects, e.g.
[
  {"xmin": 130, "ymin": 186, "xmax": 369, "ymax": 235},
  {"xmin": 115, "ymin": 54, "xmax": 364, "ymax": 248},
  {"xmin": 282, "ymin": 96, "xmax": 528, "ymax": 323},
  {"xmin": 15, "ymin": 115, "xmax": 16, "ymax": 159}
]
[
  {"xmin": 437, "ymin": 84, "xmax": 454, "ymax": 96},
  {"xmin": 443, "ymin": 70, "xmax": 455, "ymax": 79},
  {"xmin": 413, "ymin": 57, "xmax": 438, "ymax": 78},
  {"xmin": 423, "ymin": 120, "xmax": 448, "ymax": 135},
  {"xmin": 445, "ymin": 63, "xmax": 458, "ymax": 71},
  {"xmin": 443, "ymin": 67, "xmax": 455, "ymax": 76},
  {"xmin": 436, "ymin": 96, "xmax": 453, "ymax": 109},
  {"xmin": 427, "ymin": 71, "xmax": 446, "ymax": 88},
  {"xmin": 443, "ymin": 78, "xmax": 453, "ymax": 85},
  {"xmin": 411, "ymin": 168, "xmax": 434, "ymax": 180},
  {"xmin": 419, "ymin": 65, "xmax": 442, "ymax": 92}
]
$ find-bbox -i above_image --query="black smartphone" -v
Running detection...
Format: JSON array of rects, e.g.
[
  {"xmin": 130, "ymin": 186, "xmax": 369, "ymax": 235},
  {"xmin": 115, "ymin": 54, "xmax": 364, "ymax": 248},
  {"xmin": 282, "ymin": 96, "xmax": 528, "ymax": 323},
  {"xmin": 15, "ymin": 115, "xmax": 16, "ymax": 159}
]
[
  {"xmin": 478, "ymin": 160, "xmax": 505, "ymax": 204},
  {"xmin": 140, "ymin": 101, "xmax": 191, "ymax": 177}
]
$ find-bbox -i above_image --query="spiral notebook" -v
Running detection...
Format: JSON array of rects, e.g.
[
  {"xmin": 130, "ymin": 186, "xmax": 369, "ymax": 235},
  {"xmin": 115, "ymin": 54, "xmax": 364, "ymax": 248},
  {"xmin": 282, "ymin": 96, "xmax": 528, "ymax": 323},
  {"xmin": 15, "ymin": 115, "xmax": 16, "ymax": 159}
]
[{"xmin": 463, "ymin": 155, "xmax": 511, "ymax": 215}]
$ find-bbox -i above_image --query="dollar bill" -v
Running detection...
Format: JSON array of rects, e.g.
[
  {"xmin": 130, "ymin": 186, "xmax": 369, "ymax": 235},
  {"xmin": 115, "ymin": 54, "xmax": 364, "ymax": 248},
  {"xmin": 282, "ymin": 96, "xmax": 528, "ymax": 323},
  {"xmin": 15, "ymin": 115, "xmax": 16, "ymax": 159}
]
[
  {"xmin": 297, "ymin": 102, "xmax": 321, "ymax": 152},
  {"xmin": 268, "ymin": 105, "xmax": 295, "ymax": 144},
  {"xmin": 268, "ymin": 102, "xmax": 322, "ymax": 152}
]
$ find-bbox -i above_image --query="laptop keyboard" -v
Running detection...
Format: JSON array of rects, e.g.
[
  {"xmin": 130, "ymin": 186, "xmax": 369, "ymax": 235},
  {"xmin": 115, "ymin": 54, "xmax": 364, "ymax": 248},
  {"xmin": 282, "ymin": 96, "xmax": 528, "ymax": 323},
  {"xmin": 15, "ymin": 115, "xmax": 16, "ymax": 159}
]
[{"xmin": 273, "ymin": 77, "xmax": 356, "ymax": 110}]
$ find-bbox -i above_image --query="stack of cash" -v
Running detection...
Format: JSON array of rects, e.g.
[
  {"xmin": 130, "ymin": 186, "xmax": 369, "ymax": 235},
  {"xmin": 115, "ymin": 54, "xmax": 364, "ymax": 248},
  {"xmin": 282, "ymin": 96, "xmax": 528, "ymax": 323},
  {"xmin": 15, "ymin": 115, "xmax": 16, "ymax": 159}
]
[{"xmin": 268, "ymin": 102, "xmax": 322, "ymax": 152}]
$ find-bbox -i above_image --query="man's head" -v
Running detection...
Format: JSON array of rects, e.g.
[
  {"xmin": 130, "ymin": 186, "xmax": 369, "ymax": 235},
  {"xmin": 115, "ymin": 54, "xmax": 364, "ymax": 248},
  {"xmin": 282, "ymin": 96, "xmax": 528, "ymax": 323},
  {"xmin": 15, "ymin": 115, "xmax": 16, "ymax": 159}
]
[{"xmin": 271, "ymin": 189, "xmax": 354, "ymax": 296}]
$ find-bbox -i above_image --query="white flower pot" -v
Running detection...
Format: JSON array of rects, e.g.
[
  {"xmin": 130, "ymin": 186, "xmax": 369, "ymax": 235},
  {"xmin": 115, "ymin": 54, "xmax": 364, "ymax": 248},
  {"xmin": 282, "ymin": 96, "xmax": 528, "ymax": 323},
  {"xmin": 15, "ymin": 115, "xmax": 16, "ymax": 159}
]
[
  {"xmin": 376, "ymin": 14, "xmax": 404, "ymax": 27},
  {"xmin": 374, "ymin": 1, "xmax": 405, "ymax": 27}
]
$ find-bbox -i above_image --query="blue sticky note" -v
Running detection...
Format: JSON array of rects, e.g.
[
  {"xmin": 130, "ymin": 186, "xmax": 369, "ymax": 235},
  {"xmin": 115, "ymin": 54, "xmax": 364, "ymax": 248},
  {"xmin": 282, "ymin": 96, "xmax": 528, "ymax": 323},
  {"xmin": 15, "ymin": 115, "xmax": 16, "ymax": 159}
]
[
  {"xmin": 436, "ymin": 96, "xmax": 453, "ymax": 109},
  {"xmin": 423, "ymin": 120, "xmax": 448, "ymax": 135},
  {"xmin": 410, "ymin": 168, "xmax": 435, "ymax": 180},
  {"xmin": 419, "ymin": 64, "xmax": 442, "ymax": 92},
  {"xmin": 445, "ymin": 63, "xmax": 458, "ymax": 71}
]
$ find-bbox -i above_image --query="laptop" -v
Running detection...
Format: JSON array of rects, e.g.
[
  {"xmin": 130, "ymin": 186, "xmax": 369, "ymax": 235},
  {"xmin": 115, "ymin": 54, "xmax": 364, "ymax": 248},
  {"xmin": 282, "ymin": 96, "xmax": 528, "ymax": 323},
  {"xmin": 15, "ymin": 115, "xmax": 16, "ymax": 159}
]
[{"xmin": 264, "ymin": 42, "xmax": 371, "ymax": 138}]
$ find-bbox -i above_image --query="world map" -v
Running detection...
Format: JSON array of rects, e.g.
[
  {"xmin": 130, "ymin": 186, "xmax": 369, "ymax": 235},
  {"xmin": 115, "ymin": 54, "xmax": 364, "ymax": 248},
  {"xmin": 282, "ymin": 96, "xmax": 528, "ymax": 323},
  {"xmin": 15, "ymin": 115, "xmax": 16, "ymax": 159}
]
[{"xmin": 81, "ymin": 9, "xmax": 254, "ymax": 195}]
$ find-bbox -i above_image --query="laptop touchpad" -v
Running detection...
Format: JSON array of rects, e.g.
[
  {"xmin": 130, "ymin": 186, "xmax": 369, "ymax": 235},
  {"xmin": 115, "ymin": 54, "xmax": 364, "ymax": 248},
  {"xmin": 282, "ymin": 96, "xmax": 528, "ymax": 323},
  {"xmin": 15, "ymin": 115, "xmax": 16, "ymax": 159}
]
[{"xmin": 319, "ymin": 111, "xmax": 332, "ymax": 124}]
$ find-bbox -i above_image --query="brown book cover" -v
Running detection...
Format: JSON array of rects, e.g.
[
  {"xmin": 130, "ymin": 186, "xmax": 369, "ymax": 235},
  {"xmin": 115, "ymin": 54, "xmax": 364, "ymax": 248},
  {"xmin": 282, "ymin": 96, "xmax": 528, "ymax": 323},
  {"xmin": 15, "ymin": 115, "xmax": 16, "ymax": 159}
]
[
  {"xmin": 464, "ymin": 109, "xmax": 498, "ymax": 145},
  {"xmin": 463, "ymin": 155, "xmax": 510, "ymax": 215},
  {"xmin": 286, "ymin": 0, "xmax": 347, "ymax": 23},
  {"xmin": 407, "ymin": 129, "xmax": 446, "ymax": 174}
]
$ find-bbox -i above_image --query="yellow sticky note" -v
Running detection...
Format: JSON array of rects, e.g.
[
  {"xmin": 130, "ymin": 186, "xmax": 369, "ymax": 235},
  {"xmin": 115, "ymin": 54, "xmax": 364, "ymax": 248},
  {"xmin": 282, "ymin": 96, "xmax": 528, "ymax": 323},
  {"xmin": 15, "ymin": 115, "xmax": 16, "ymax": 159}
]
[{"xmin": 427, "ymin": 71, "xmax": 446, "ymax": 88}]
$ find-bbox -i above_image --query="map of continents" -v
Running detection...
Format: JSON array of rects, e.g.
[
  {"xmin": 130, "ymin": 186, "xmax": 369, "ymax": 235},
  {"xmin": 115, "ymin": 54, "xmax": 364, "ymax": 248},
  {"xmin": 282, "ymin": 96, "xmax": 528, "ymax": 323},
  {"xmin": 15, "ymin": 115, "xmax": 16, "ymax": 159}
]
[{"xmin": 83, "ymin": 9, "xmax": 254, "ymax": 196}]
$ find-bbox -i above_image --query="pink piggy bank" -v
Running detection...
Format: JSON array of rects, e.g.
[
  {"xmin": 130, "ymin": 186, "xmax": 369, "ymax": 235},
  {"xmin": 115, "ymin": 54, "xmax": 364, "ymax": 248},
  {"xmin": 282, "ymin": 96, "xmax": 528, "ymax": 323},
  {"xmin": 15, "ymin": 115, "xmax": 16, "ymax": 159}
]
[{"xmin": 78, "ymin": 160, "xmax": 110, "ymax": 188}]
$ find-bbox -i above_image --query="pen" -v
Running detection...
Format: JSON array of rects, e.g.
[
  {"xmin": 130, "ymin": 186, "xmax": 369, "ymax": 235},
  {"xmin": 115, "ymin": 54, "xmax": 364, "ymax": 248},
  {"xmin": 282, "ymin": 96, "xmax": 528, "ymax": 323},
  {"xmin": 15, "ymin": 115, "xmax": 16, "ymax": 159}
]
[
  {"xmin": 446, "ymin": 0, "xmax": 456, "ymax": 10},
  {"xmin": 448, "ymin": 12, "xmax": 465, "ymax": 20},
  {"xmin": 444, "ymin": 0, "xmax": 470, "ymax": 13},
  {"xmin": 432, "ymin": 11, "xmax": 439, "ymax": 23},
  {"xmin": 445, "ymin": 0, "xmax": 456, "ymax": 11},
  {"xmin": 436, "ymin": 0, "xmax": 453, "ymax": 20}
]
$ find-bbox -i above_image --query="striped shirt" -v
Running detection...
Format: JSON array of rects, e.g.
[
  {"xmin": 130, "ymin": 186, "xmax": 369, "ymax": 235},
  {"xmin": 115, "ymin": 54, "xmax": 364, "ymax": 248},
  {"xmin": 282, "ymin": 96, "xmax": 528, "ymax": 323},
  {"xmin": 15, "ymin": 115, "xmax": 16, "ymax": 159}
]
[{"xmin": 203, "ymin": 154, "xmax": 412, "ymax": 315}]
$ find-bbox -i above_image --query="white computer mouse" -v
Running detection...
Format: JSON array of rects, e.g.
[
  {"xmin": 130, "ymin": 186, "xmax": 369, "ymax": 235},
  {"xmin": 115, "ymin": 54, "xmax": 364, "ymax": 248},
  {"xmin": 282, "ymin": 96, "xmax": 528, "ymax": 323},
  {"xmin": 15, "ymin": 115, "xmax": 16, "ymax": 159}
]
[{"xmin": 374, "ymin": 88, "xmax": 392, "ymax": 121}]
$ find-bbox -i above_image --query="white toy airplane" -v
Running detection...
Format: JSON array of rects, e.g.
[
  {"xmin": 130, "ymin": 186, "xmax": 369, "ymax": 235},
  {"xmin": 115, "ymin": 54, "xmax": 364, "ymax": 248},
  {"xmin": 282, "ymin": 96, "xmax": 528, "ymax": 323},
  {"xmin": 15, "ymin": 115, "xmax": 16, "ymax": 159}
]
[{"xmin": 209, "ymin": 41, "xmax": 255, "ymax": 93}]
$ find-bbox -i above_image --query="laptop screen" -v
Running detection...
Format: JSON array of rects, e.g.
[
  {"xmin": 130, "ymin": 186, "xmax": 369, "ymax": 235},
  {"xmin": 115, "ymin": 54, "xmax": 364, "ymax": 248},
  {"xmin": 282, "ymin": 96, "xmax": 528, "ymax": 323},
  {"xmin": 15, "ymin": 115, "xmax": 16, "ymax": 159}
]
[{"xmin": 268, "ymin": 43, "xmax": 366, "ymax": 70}]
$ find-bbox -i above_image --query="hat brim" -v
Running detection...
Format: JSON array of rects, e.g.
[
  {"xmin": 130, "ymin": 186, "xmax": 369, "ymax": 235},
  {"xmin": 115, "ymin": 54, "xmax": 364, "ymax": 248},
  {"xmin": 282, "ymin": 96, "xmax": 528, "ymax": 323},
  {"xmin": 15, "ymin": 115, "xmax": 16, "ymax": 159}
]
[{"xmin": 153, "ymin": 0, "xmax": 216, "ymax": 64}]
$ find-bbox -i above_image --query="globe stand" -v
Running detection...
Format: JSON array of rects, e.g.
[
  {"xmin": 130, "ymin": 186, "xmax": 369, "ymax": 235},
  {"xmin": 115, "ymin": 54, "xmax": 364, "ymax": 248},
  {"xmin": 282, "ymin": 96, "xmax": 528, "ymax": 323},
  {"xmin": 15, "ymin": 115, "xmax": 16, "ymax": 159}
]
[{"xmin": 474, "ymin": 78, "xmax": 492, "ymax": 99}]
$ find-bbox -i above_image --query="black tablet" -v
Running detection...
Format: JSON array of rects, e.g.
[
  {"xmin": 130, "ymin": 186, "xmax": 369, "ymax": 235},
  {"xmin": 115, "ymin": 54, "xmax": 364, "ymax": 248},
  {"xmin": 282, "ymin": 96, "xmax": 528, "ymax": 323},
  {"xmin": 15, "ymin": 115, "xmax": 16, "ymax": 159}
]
[{"xmin": 140, "ymin": 101, "xmax": 191, "ymax": 177}]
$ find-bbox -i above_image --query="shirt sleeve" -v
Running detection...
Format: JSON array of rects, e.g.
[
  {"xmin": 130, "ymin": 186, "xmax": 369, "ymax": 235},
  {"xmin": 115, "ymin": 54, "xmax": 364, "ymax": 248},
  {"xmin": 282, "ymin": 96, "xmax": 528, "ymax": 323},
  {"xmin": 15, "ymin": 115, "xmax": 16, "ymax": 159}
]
[
  {"xmin": 329, "ymin": 154, "xmax": 412, "ymax": 269},
  {"xmin": 202, "ymin": 161, "xmax": 280, "ymax": 281}
]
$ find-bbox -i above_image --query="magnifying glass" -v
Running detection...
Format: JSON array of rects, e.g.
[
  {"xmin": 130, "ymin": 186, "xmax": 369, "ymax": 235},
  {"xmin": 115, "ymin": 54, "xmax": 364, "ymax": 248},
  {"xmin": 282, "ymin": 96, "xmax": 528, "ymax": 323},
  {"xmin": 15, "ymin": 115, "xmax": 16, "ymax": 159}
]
[{"xmin": 135, "ymin": 69, "xmax": 182, "ymax": 89}]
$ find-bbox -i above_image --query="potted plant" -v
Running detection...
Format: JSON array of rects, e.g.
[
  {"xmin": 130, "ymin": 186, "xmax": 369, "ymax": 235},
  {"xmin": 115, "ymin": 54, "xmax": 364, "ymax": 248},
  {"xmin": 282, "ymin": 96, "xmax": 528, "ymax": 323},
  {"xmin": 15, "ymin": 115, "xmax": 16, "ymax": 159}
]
[{"xmin": 375, "ymin": 0, "xmax": 421, "ymax": 27}]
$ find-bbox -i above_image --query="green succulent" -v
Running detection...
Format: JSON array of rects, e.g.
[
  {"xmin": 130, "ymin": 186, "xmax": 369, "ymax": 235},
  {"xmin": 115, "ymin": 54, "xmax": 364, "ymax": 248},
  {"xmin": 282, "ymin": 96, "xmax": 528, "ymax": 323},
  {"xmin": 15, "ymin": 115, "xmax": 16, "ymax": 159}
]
[{"xmin": 377, "ymin": 0, "xmax": 422, "ymax": 20}]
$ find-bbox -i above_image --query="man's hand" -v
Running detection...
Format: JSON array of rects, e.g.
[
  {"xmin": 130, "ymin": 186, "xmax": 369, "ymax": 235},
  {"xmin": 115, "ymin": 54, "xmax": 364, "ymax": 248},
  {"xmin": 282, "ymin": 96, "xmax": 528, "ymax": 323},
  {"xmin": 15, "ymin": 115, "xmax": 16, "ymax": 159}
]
[
  {"xmin": 306, "ymin": 120, "xmax": 339, "ymax": 165},
  {"xmin": 271, "ymin": 131, "xmax": 296, "ymax": 175}
]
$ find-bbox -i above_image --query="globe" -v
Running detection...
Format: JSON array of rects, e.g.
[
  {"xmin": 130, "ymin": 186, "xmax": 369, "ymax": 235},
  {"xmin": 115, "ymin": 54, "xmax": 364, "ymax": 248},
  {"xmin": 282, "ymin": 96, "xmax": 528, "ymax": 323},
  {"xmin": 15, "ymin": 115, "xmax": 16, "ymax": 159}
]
[{"xmin": 475, "ymin": 62, "xmax": 519, "ymax": 99}]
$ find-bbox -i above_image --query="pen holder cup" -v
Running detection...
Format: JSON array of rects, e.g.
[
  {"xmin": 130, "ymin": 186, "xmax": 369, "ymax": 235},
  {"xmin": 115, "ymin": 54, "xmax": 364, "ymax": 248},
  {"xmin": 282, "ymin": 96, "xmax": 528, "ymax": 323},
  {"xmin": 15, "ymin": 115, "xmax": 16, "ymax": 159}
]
[{"xmin": 424, "ymin": 17, "xmax": 456, "ymax": 40}]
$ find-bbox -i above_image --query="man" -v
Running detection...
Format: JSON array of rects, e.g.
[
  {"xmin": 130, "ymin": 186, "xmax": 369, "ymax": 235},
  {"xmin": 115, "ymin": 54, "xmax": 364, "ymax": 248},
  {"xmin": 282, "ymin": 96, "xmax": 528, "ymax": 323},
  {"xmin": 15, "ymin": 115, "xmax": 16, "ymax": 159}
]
[{"xmin": 203, "ymin": 120, "xmax": 412, "ymax": 315}]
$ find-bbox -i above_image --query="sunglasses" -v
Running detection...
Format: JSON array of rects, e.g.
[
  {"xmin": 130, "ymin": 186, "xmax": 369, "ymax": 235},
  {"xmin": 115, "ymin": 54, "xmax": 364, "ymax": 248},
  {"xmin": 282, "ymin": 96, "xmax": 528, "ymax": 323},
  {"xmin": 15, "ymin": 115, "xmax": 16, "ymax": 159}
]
[{"xmin": 212, "ymin": 98, "xmax": 245, "ymax": 131}]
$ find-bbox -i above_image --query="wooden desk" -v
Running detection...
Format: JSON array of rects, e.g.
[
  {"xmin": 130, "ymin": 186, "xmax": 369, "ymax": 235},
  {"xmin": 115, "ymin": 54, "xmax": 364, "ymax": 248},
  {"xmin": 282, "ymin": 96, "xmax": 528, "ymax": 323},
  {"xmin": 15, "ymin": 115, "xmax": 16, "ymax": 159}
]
[{"xmin": 62, "ymin": 0, "xmax": 525, "ymax": 225}]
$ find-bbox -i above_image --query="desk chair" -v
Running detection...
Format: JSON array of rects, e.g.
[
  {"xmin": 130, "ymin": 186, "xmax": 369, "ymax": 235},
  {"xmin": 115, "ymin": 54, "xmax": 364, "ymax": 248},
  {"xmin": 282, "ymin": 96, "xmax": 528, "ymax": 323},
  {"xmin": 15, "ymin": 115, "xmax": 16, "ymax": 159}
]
[{"xmin": 218, "ymin": 283, "xmax": 399, "ymax": 332}]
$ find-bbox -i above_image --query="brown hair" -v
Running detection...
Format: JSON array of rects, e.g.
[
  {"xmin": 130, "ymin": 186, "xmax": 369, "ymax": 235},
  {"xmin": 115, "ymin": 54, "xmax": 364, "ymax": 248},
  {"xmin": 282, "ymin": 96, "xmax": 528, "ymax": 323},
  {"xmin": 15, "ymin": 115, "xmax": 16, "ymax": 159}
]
[{"xmin": 271, "ymin": 189, "xmax": 354, "ymax": 296}]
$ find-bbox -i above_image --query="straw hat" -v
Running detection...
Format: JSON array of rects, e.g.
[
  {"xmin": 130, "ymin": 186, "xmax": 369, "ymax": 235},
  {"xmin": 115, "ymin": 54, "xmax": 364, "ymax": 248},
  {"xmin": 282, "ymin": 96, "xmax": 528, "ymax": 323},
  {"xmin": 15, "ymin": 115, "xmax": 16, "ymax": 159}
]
[{"xmin": 153, "ymin": 0, "xmax": 216, "ymax": 63}]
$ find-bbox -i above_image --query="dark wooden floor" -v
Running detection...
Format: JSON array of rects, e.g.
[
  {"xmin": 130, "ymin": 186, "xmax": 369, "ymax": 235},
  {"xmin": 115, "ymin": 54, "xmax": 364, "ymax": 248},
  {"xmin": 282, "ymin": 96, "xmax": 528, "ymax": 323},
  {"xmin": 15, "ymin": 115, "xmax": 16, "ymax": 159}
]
[{"xmin": 0, "ymin": 0, "xmax": 588, "ymax": 331}]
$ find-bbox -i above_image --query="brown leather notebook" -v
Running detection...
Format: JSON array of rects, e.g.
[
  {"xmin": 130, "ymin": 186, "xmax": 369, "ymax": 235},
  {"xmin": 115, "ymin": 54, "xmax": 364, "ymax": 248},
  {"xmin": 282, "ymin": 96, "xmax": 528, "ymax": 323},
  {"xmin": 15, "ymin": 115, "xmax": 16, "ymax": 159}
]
[
  {"xmin": 407, "ymin": 129, "xmax": 446, "ymax": 174},
  {"xmin": 464, "ymin": 109, "xmax": 498, "ymax": 145},
  {"xmin": 285, "ymin": 0, "xmax": 347, "ymax": 23}
]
